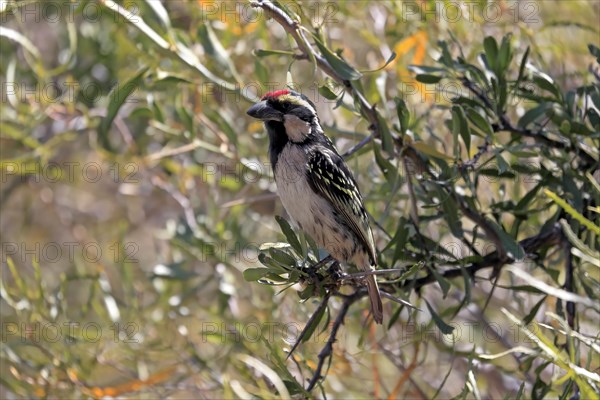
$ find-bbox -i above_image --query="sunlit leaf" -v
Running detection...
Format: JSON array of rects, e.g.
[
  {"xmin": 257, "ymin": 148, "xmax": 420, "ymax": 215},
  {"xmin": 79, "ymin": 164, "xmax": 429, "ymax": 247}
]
[
  {"xmin": 275, "ymin": 216, "xmax": 303, "ymax": 255},
  {"xmin": 545, "ymin": 189, "xmax": 600, "ymax": 234},
  {"xmin": 313, "ymin": 34, "xmax": 362, "ymax": 80},
  {"xmin": 483, "ymin": 36, "xmax": 498, "ymax": 72},
  {"xmin": 243, "ymin": 268, "xmax": 271, "ymax": 282},
  {"xmin": 412, "ymin": 142, "xmax": 453, "ymax": 160}
]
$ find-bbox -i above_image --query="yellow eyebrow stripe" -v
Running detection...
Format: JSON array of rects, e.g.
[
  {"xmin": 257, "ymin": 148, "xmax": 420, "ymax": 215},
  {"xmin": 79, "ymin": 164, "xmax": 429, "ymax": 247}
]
[{"xmin": 278, "ymin": 94, "xmax": 316, "ymax": 115}]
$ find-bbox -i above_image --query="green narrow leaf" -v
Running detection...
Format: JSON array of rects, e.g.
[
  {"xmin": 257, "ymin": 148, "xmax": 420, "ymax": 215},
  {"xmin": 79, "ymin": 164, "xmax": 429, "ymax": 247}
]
[
  {"xmin": 588, "ymin": 43, "xmax": 600, "ymax": 63},
  {"xmin": 385, "ymin": 51, "xmax": 398, "ymax": 68},
  {"xmin": 483, "ymin": 36, "xmax": 499, "ymax": 71},
  {"xmin": 560, "ymin": 219, "xmax": 600, "ymax": 259},
  {"xmin": 452, "ymin": 105, "xmax": 470, "ymax": 154},
  {"xmin": 153, "ymin": 262, "xmax": 198, "ymax": 280},
  {"xmin": 518, "ymin": 103, "xmax": 550, "ymax": 128},
  {"xmin": 465, "ymin": 109, "xmax": 494, "ymax": 136},
  {"xmin": 269, "ymin": 248, "xmax": 296, "ymax": 268},
  {"xmin": 254, "ymin": 58, "xmax": 269, "ymax": 86},
  {"xmin": 435, "ymin": 187, "xmax": 463, "ymax": 238},
  {"xmin": 312, "ymin": 34, "xmax": 362, "ymax": 80},
  {"xmin": 376, "ymin": 109, "xmax": 394, "ymax": 153},
  {"xmin": 301, "ymin": 301, "xmax": 327, "ymax": 342},
  {"xmin": 488, "ymin": 220, "xmax": 525, "ymax": 260},
  {"xmin": 372, "ymin": 139, "xmax": 397, "ymax": 186},
  {"xmin": 437, "ymin": 40, "xmax": 453, "ymax": 66},
  {"xmin": 427, "ymin": 265, "xmax": 451, "ymax": 298},
  {"xmin": 99, "ymin": 67, "xmax": 149, "ymax": 150},
  {"xmin": 198, "ymin": 24, "xmax": 234, "ymax": 70},
  {"xmin": 145, "ymin": 0, "xmax": 171, "ymax": 29},
  {"xmin": 264, "ymin": 272, "xmax": 289, "ymax": 283},
  {"xmin": 253, "ymin": 49, "xmax": 295, "ymax": 58},
  {"xmin": 262, "ymin": 340, "xmax": 310, "ymax": 397},
  {"xmin": 275, "ymin": 216, "xmax": 303, "ymax": 255},
  {"xmin": 585, "ymin": 108, "xmax": 600, "ymax": 130},
  {"xmin": 522, "ymin": 295, "xmax": 547, "ymax": 325},
  {"xmin": 385, "ymin": 221, "xmax": 409, "ymax": 265},
  {"xmin": 395, "ymin": 97, "xmax": 410, "ymax": 135},
  {"xmin": 533, "ymin": 75, "xmax": 561, "ymax": 99},
  {"xmin": 304, "ymin": 233, "xmax": 321, "ymax": 261},
  {"xmin": 318, "ymin": 85, "xmax": 340, "ymax": 100},
  {"xmin": 176, "ymin": 103, "xmax": 194, "ymax": 134},
  {"xmin": 243, "ymin": 268, "xmax": 270, "ymax": 282},
  {"xmin": 514, "ymin": 383, "xmax": 525, "ymax": 400},
  {"xmin": 460, "ymin": 265, "xmax": 471, "ymax": 304},
  {"xmin": 458, "ymin": 107, "xmax": 471, "ymax": 154},
  {"xmin": 407, "ymin": 65, "xmax": 447, "ymax": 74},
  {"xmin": 515, "ymin": 182, "xmax": 542, "ymax": 211},
  {"xmin": 497, "ymin": 285, "xmax": 545, "ymax": 294},
  {"xmin": 516, "ymin": 47, "xmax": 530, "ymax": 87},
  {"xmin": 362, "ymin": 51, "xmax": 397, "ymax": 73},
  {"xmin": 0, "ymin": 26, "xmax": 42, "ymax": 60},
  {"xmin": 452, "ymin": 96, "xmax": 487, "ymax": 111},
  {"xmin": 495, "ymin": 154, "xmax": 509, "ymax": 174},
  {"xmin": 445, "ymin": 110, "xmax": 460, "ymax": 160},
  {"xmin": 497, "ymin": 34, "xmax": 512, "ymax": 75},
  {"xmin": 206, "ymin": 109, "xmax": 238, "ymax": 147},
  {"xmin": 387, "ymin": 305, "xmax": 403, "ymax": 329},
  {"xmin": 411, "ymin": 142, "xmax": 453, "ymax": 161},
  {"xmin": 396, "ymin": 262, "xmax": 424, "ymax": 282},
  {"xmin": 544, "ymin": 190, "xmax": 600, "ymax": 234},
  {"xmin": 258, "ymin": 253, "xmax": 289, "ymax": 274},
  {"xmin": 415, "ymin": 74, "xmax": 442, "ymax": 84},
  {"xmin": 497, "ymin": 76, "xmax": 508, "ymax": 113},
  {"xmin": 425, "ymin": 300, "xmax": 455, "ymax": 335}
]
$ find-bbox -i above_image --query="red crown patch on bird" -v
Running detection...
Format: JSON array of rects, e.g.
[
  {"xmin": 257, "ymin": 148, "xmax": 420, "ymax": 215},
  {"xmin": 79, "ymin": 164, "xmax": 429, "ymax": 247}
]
[{"xmin": 261, "ymin": 90, "xmax": 290, "ymax": 100}]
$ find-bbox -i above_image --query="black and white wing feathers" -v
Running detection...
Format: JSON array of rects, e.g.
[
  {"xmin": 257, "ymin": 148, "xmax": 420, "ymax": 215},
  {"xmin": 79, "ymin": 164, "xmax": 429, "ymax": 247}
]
[{"xmin": 306, "ymin": 147, "xmax": 377, "ymax": 265}]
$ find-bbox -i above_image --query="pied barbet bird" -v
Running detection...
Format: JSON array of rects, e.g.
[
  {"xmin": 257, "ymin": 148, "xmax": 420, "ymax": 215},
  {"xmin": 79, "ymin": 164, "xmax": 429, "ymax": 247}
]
[{"xmin": 247, "ymin": 90, "xmax": 383, "ymax": 324}]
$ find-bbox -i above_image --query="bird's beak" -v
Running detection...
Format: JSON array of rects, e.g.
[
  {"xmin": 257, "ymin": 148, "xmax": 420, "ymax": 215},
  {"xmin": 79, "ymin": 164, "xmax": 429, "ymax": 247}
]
[{"xmin": 246, "ymin": 101, "xmax": 283, "ymax": 122}]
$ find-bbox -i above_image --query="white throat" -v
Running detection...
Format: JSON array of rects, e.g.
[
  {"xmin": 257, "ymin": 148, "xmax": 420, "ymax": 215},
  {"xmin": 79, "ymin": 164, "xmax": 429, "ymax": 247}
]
[{"xmin": 283, "ymin": 114, "xmax": 311, "ymax": 142}]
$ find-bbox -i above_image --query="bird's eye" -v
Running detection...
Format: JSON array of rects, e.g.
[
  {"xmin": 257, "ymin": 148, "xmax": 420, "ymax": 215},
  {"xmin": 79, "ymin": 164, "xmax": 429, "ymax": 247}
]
[{"xmin": 289, "ymin": 107, "xmax": 314, "ymax": 122}]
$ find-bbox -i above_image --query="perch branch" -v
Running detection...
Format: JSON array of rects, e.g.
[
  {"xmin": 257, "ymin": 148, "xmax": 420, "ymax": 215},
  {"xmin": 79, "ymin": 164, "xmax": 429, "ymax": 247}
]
[
  {"xmin": 403, "ymin": 222, "xmax": 562, "ymax": 290},
  {"xmin": 306, "ymin": 291, "xmax": 360, "ymax": 391},
  {"xmin": 286, "ymin": 291, "xmax": 332, "ymax": 360},
  {"xmin": 250, "ymin": 0, "xmax": 385, "ymax": 144}
]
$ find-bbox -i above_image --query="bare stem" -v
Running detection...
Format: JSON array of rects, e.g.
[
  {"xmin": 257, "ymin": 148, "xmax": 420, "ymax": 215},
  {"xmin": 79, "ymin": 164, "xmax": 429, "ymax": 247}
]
[{"xmin": 306, "ymin": 292, "xmax": 359, "ymax": 391}]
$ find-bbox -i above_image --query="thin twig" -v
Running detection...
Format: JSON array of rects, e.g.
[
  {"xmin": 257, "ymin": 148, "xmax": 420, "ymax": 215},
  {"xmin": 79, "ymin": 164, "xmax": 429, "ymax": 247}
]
[
  {"xmin": 293, "ymin": 210, "xmax": 561, "ymax": 394},
  {"xmin": 343, "ymin": 268, "xmax": 407, "ymax": 278},
  {"xmin": 250, "ymin": 0, "xmax": 384, "ymax": 142},
  {"xmin": 402, "ymin": 222, "xmax": 562, "ymax": 290},
  {"xmin": 342, "ymin": 134, "xmax": 373, "ymax": 158},
  {"xmin": 145, "ymin": 140, "xmax": 206, "ymax": 162},
  {"xmin": 380, "ymin": 344, "xmax": 427, "ymax": 398},
  {"xmin": 220, "ymin": 193, "xmax": 277, "ymax": 208},
  {"xmin": 380, "ymin": 291, "xmax": 421, "ymax": 311},
  {"xmin": 563, "ymin": 240, "xmax": 576, "ymax": 330},
  {"xmin": 461, "ymin": 138, "xmax": 490, "ymax": 169},
  {"xmin": 151, "ymin": 175, "xmax": 207, "ymax": 239},
  {"xmin": 99, "ymin": 0, "xmax": 252, "ymax": 101},
  {"xmin": 404, "ymin": 157, "xmax": 420, "ymax": 226},
  {"xmin": 462, "ymin": 76, "xmax": 596, "ymax": 167},
  {"xmin": 286, "ymin": 291, "xmax": 332, "ymax": 360},
  {"xmin": 453, "ymin": 193, "xmax": 508, "ymax": 262},
  {"xmin": 306, "ymin": 292, "xmax": 360, "ymax": 391}
]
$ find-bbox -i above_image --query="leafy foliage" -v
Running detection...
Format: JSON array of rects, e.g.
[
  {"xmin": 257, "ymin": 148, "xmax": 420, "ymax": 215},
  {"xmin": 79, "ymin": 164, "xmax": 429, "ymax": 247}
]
[{"xmin": 1, "ymin": 1, "xmax": 598, "ymax": 399}]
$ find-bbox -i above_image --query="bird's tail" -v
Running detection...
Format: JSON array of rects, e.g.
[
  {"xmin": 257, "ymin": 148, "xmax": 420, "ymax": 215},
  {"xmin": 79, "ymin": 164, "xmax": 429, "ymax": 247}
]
[{"xmin": 366, "ymin": 274, "xmax": 383, "ymax": 324}]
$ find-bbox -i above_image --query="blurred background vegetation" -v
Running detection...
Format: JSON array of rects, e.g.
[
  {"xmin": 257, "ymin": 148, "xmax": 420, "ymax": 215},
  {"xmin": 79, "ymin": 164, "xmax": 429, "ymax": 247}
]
[{"xmin": 1, "ymin": 0, "xmax": 599, "ymax": 398}]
